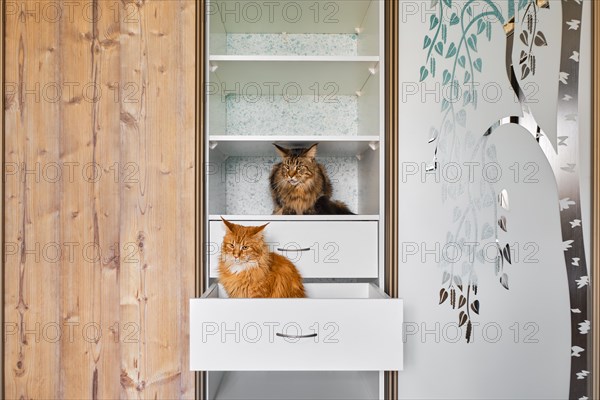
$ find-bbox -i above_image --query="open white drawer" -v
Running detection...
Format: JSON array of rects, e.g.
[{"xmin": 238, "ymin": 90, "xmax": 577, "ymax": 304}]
[
  {"xmin": 208, "ymin": 220, "xmax": 379, "ymax": 278},
  {"xmin": 190, "ymin": 283, "xmax": 403, "ymax": 371}
]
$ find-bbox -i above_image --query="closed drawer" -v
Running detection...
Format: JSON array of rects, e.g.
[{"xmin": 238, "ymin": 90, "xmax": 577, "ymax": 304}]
[
  {"xmin": 208, "ymin": 220, "xmax": 378, "ymax": 278},
  {"xmin": 190, "ymin": 283, "xmax": 403, "ymax": 371}
]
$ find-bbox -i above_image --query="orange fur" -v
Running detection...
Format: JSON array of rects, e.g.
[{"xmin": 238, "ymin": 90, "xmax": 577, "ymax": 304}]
[{"xmin": 218, "ymin": 218, "xmax": 305, "ymax": 298}]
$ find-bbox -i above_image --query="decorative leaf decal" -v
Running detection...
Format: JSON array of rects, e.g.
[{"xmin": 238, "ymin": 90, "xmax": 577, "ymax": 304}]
[
  {"xmin": 430, "ymin": 15, "xmax": 439, "ymax": 30},
  {"xmin": 441, "ymin": 270, "xmax": 450, "ymax": 284},
  {"xmin": 467, "ymin": 34, "xmax": 478, "ymax": 51},
  {"xmin": 464, "ymin": 70, "xmax": 471, "ymax": 84},
  {"xmin": 423, "ymin": 35, "xmax": 432, "ymax": 49},
  {"xmin": 520, "ymin": 50, "xmax": 528, "ymax": 65},
  {"xmin": 473, "ymin": 58, "xmax": 482, "ymax": 72},
  {"xmin": 430, "ymin": 57, "xmax": 437, "ymax": 77},
  {"xmin": 442, "ymin": 24, "xmax": 447, "ymax": 43},
  {"xmin": 420, "ymin": 66, "xmax": 429, "ymax": 82},
  {"xmin": 458, "ymin": 55, "xmax": 466, "ymax": 68},
  {"xmin": 520, "ymin": 30, "xmax": 529, "ymax": 45},
  {"xmin": 442, "ymin": 69, "xmax": 451, "ymax": 85},
  {"xmin": 441, "ymin": 99, "xmax": 450, "ymax": 111},
  {"xmin": 498, "ymin": 216, "xmax": 507, "ymax": 232},
  {"xmin": 477, "ymin": 19, "xmax": 486, "ymax": 34},
  {"xmin": 466, "ymin": 321, "xmax": 473, "ymax": 343},
  {"xmin": 481, "ymin": 223, "xmax": 494, "ymax": 239},
  {"xmin": 495, "ymin": 254, "xmax": 503, "ymax": 276},
  {"xmin": 521, "ymin": 63, "xmax": 531, "ymax": 79},
  {"xmin": 435, "ymin": 41, "xmax": 444, "ymax": 55},
  {"xmin": 459, "ymin": 311, "xmax": 468, "ymax": 327},
  {"xmin": 458, "ymin": 295, "xmax": 467, "ymax": 308},
  {"xmin": 471, "ymin": 300, "xmax": 480, "ymax": 314},
  {"xmin": 439, "ymin": 288, "xmax": 449, "ymax": 304},
  {"xmin": 499, "ymin": 189, "xmax": 510, "ymax": 210},
  {"xmin": 534, "ymin": 31, "xmax": 548, "ymax": 46},
  {"xmin": 450, "ymin": 13, "xmax": 460, "ymax": 26},
  {"xmin": 503, "ymin": 244, "xmax": 512, "ymax": 264},
  {"xmin": 456, "ymin": 109, "xmax": 467, "ymax": 127},
  {"xmin": 500, "ymin": 273, "xmax": 510, "ymax": 290},
  {"xmin": 442, "ymin": 0, "xmax": 452, "ymax": 7},
  {"xmin": 446, "ymin": 43, "xmax": 457, "ymax": 58},
  {"xmin": 463, "ymin": 90, "xmax": 472, "ymax": 107}
]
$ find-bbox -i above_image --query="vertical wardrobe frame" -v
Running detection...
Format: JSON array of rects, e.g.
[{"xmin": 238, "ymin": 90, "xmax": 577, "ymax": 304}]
[{"xmin": 194, "ymin": 0, "xmax": 399, "ymax": 398}]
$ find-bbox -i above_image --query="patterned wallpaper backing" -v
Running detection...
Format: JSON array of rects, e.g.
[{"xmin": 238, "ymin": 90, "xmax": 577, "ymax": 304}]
[
  {"xmin": 226, "ymin": 33, "xmax": 358, "ymax": 56},
  {"xmin": 226, "ymin": 95, "xmax": 358, "ymax": 136},
  {"xmin": 221, "ymin": 156, "xmax": 359, "ymax": 215}
]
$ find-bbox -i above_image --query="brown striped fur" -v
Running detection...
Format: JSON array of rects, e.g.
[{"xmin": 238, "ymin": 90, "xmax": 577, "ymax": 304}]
[
  {"xmin": 269, "ymin": 143, "xmax": 354, "ymax": 215},
  {"xmin": 218, "ymin": 218, "xmax": 305, "ymax": 298}
]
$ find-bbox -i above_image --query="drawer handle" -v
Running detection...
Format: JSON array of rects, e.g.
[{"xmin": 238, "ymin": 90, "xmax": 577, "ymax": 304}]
[
  {"xmin": 277, "ymin": 247, "xmax": 311, "ymax": 252},
  {"xmin": 276, "ymin": 332, "xmax": 318, "ymax": 339}
]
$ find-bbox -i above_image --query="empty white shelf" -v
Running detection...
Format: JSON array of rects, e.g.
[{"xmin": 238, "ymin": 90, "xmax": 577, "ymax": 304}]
[
  {"xmin": 209, "ymin": 57, "xmax": 379, "ymax": 96},
  {"xmin": 209, "ymin": 135, "xmax": 380, "ymax": 157}
]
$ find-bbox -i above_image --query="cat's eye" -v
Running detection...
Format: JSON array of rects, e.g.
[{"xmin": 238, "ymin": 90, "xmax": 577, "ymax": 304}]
[
  {"xmin": 227, "ymin": 243, "xmax": 234, "ymax": 248},
  {"xmin": 241, "ymin": 246, "xmax": 248, "ymax": 250}
]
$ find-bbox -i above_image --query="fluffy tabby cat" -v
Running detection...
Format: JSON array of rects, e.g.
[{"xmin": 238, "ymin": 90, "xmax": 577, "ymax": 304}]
[
  {"xmin": 269, "ymin": 143, "xmax": 354, "ymax": 215},
  {"xmin": 218, "ymin": 218, "xmax": 305, "ymax": 298}
]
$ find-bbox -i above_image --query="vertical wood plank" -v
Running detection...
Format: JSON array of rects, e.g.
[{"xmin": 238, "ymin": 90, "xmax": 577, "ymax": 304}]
[
  {"xmin": 58, "ymin": 2, "xmax": 94, "ymax": 398},
  {"xmin": 119, "ymin": 0, "xmax": 184, "ymax": 397},
  {"xmin": 145, "ymin": 1, "xmax": 183, "ymax": 395},
  {"xmin": 3, "ymin": 2, "xmax": 61, "ymax": 398},
  {"xmin": 119, "ymin": 0, "xmax": 149, "ymax": 396},
  {"xmin": 179, "ymin": 0, "xmax": 197, "ymax": 397},
  {"xmin": 92, "ymin": 1, "xmax": 122, "ymax": 398}
]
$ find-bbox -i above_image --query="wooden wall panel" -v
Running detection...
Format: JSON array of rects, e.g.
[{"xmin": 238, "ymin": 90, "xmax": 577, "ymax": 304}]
[
  {"xmin": 3, "ymin": 1, "xmax": 196, "ymax": 398},
  {"xmin": 4, "ymin": 4, "xmax": 62, "ymax": 398}
]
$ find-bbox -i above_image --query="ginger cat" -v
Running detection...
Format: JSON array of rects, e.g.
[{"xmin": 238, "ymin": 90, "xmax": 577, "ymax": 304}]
[{"xmin": 218, "ymin": 218, "xmax": 305, "ymax": 298}]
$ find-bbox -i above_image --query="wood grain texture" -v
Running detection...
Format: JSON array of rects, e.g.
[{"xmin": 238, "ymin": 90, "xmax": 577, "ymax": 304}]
[
  {"xmin": 3, "ymin": 1, "xmax": 196, "ymax": 398},
  {"xmin": 4, "ymin": 2, "xmax": 62, "ymax": 398}
]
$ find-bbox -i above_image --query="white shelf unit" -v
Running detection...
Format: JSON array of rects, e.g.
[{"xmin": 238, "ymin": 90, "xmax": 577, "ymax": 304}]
[{"xmin": 199, "ymin": 0, "xmax": 392, "ymax": 399}]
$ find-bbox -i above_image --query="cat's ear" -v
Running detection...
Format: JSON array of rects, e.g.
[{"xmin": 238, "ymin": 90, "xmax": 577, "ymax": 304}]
[
  {"xmin": 248, "ymin": 223, "xmax": 269, "ymax": 237},
  {"xmin": 273, "ymin": 144, "xmax": 289, "ymax": 158},
  {"xmin": 221, "ymin": 217, "xmax": 237, "ymax": 233},
  {"xmin": 303, "ymin": 143, "xmax": 318, "ymax": 159}
]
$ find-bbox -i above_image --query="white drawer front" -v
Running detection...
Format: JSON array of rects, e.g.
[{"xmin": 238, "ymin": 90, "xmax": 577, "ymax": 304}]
[
  {"xmin": 190, "ymin": 293, "xmax": 403, "ymax": 371},
  {"xmin": 208, "ymin": 220, "xmax": 378, "ymax": 278}
]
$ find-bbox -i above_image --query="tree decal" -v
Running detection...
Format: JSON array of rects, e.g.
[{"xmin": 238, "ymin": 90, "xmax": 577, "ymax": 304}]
[{"xmin": 420, "ymin": 0, "xmax": 589, "ymax": 398}]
